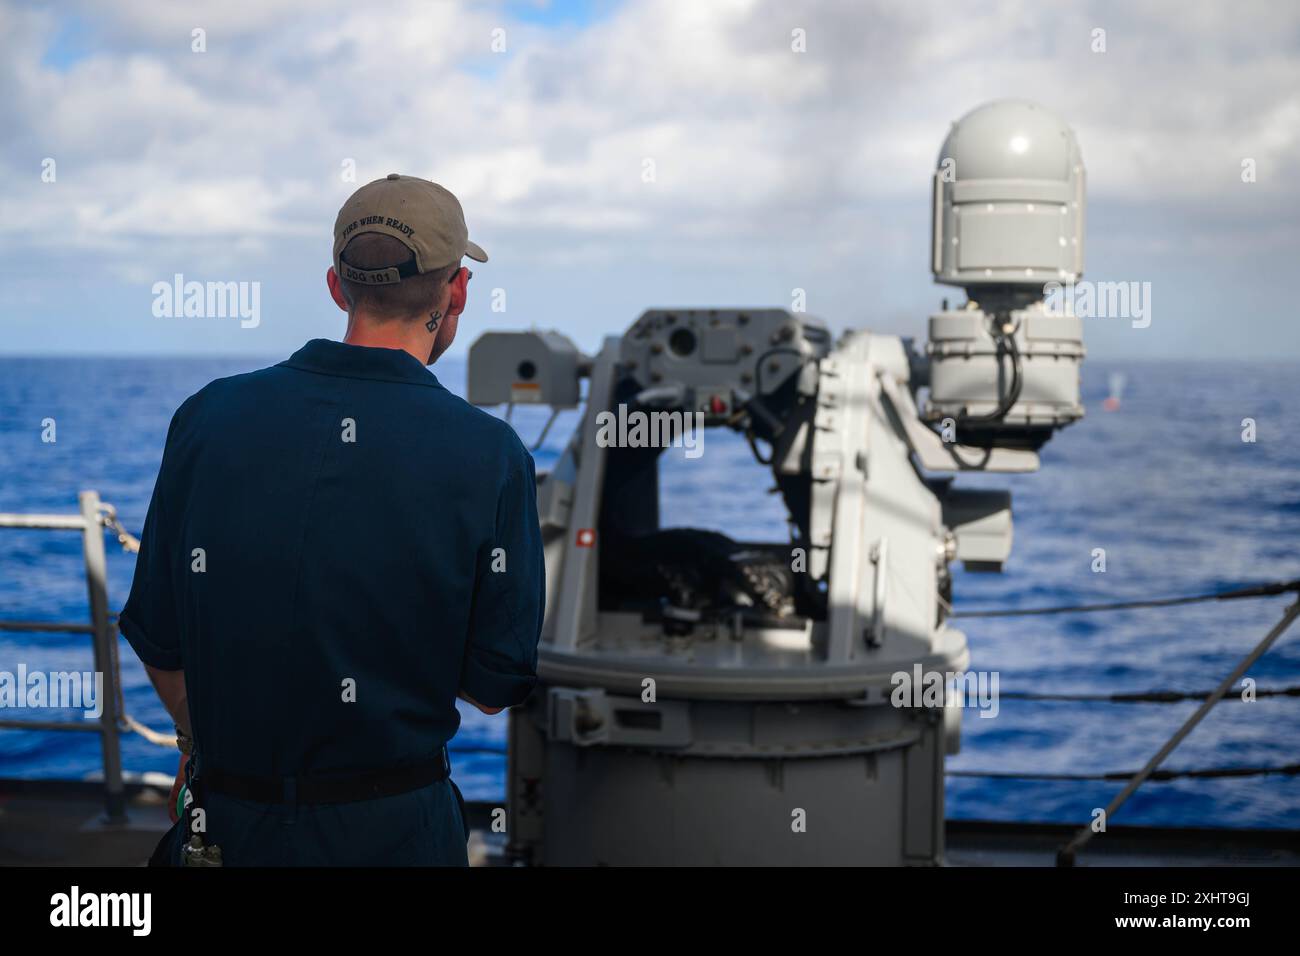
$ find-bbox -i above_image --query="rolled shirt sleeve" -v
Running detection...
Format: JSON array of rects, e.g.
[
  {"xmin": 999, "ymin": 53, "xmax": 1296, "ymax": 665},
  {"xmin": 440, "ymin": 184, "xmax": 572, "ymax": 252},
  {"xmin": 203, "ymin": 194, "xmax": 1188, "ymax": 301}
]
[
  {"xmin": 118, "ymin": 423, "xmax": 184, "ymax": 672},
  {"xmin": 460, "ymin": 452, "xmax": 544, "ymax": 709}
]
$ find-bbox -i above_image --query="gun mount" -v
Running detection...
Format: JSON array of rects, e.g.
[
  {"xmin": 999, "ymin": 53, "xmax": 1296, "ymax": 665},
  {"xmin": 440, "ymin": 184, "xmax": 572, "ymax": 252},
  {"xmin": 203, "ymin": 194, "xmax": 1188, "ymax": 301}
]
[{"xmin": 467, "ymin": 100, "xmax": 1086, "ymax": 865}]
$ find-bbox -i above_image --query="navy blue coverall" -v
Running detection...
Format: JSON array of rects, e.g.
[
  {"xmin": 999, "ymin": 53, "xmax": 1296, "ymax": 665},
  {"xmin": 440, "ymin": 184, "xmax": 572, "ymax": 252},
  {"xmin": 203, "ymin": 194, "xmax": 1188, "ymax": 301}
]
[{"xmin": 119, "ymin": 338, "xmax": 544, "ymax": 865}]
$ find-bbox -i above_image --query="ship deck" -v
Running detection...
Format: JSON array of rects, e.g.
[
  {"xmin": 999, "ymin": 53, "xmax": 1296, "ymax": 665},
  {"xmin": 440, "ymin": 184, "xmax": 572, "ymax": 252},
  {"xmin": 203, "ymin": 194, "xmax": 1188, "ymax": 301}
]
[{"xmin": 3, "ymin": 777, "xmax": 1297, "ymax": 867}]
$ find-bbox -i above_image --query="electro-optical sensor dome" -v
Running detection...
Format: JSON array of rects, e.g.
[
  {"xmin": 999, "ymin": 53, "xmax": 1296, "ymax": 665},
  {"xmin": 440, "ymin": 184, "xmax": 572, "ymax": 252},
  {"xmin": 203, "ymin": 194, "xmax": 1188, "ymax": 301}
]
[{"xmin": 931, "ymin": 100, "xmax": 1085, "ymax": 290}]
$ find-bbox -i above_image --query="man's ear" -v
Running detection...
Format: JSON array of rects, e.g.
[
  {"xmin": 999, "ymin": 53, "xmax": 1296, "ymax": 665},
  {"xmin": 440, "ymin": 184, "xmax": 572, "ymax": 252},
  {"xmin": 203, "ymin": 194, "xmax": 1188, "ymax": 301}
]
[
  {"xmin": 447, "ymin": 267, "xmax": 470, "ymax": 317},
  {"xmin": 326, "ymin": 267, "xmax": 349, "ymax": 312}
]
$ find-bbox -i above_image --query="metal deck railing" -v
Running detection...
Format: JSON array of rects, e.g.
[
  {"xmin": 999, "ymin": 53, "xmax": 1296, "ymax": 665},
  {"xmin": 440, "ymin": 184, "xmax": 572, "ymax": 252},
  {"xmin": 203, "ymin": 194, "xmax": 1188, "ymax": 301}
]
[
  {"xmin": 0, "ymin": 491, "xmax": 127, "ymax": 822},
  {"xmin": 2, "ymin": 491, "xmax": 1298, "ymax": 858}
]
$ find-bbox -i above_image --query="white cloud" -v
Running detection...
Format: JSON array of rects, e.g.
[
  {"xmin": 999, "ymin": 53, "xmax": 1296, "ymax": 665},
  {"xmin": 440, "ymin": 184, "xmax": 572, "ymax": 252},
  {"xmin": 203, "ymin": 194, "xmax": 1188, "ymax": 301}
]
[{"xmin": 0, "ymin": 0, "xmax": 1297, "ymax": 357}]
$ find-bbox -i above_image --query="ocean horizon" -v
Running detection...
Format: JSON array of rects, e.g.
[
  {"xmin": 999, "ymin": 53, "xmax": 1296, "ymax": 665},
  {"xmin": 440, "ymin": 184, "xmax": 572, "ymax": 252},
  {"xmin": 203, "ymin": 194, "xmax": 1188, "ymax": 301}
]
[{"xmin": 1, "ymin": 353, "xmax": 1298, "ymax": 829}]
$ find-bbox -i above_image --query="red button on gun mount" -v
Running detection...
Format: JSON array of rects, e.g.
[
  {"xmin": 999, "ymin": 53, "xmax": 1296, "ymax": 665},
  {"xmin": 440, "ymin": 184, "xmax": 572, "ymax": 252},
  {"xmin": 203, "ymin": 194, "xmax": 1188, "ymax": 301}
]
[
  {"xmin": 575, "ymin": 528, "xmax": 596, "ymax": 548},
  {"xmin": 709, "ymin": 395, "xmax": 727, "ymax": 414}
]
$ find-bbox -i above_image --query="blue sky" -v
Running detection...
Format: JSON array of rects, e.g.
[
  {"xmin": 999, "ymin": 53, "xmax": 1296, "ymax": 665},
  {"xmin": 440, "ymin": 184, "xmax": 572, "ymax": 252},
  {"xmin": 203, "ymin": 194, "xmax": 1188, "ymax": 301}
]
[{"xmin": 1, "ymin": 0, "xmax": 1298, "ymax": 360}]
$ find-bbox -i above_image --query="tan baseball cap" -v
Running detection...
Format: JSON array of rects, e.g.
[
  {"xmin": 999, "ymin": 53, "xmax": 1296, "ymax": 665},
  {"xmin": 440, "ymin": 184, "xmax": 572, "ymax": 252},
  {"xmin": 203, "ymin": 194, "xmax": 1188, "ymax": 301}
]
[{"xmin": 333, "ymin": 173, "xmax": 487, "ymax": 286}]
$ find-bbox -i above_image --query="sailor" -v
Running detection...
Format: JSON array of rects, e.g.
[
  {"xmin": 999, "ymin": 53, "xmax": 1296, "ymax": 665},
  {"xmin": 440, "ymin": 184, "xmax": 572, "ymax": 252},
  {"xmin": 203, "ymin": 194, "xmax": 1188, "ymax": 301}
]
[{"xmin": 120, "ymin": 174, "xmax": 544, "ymax": 865}]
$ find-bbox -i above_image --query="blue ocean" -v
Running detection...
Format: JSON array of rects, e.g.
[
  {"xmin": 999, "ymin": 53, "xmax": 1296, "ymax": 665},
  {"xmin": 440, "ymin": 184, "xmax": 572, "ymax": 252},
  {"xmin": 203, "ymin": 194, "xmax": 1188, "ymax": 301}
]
[{"xmin": 1, "ymin": 355, "xmax": 1297, "ymax": 828}]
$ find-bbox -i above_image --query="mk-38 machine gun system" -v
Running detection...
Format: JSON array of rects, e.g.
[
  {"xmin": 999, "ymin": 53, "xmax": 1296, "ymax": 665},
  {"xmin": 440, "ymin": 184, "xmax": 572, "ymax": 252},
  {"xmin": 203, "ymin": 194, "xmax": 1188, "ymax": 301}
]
[{"xmin": 467, "ymin": 100, "xmax": 1087, "ymax": 865}]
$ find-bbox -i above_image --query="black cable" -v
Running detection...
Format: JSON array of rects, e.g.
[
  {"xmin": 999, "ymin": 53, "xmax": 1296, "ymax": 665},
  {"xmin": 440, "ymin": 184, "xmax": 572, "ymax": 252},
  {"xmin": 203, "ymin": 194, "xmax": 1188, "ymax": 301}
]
[
  {"xmin": 999, "ymin": 685, "xmax": 1300, "ymax": 703},
  {"xmin": 745, "ymin": 428, "xmax": 774, "ymax": 466},
  {"xmin": 451, "ymin": 744, "xmax": 1300, "ymax": 781},
  {"xmin": 948, "ymin": 763, "xmax": 1300, "ymax": 782},
  {"xmin": 951, "ymin": 579, "xmax": 1300, "ymax": 618},
  {"xmin": 956, "ymin": 320, "xmax": 1023, "ymax": 424}
]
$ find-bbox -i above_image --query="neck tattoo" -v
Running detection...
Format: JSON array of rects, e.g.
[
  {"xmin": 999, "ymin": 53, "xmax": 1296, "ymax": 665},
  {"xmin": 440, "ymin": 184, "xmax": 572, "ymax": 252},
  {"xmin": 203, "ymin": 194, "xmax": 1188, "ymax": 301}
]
[{"xmin": 425, "ymin": 310, "xmax": 442, "ymax": 333}]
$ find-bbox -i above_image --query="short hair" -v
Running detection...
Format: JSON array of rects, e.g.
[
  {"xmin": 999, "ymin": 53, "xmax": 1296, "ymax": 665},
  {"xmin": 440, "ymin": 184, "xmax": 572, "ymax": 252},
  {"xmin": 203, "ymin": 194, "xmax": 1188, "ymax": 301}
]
[{"xmin": 338, "ymin": 233, "xmax": 459, "ymax": 321}]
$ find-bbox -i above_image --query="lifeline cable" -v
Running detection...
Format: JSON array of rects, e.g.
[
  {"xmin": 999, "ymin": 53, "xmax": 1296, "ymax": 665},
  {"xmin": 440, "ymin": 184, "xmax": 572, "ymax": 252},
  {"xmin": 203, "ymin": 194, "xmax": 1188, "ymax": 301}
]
[
  {"xmin": 1056, "ymin": 597, "xmax": 1300, "ymax": 866},
  {"xmin": 948, "ymin": 763, "xmax": 1300, "ymax": 782},
  {"xmin": 999, "ymin": 685, "xmax": 1300, "ymax": 703},
  {"xmin": 952, "ymin": 578, "xmax": 1300, "ymax": 618}
]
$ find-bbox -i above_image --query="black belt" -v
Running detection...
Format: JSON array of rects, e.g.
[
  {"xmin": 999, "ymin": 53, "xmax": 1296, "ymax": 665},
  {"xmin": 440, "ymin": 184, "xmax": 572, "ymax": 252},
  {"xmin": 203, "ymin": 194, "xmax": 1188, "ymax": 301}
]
[{"xmin": 203, "ymin": 750, "xmax": 450, "ymax": 806}]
